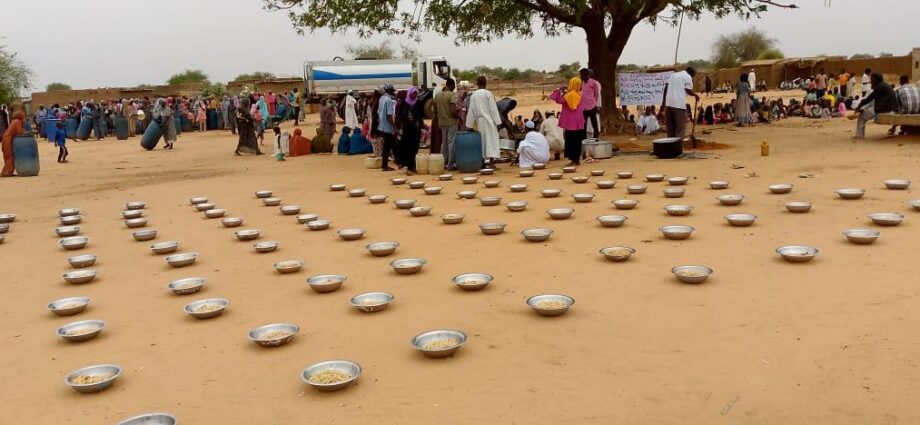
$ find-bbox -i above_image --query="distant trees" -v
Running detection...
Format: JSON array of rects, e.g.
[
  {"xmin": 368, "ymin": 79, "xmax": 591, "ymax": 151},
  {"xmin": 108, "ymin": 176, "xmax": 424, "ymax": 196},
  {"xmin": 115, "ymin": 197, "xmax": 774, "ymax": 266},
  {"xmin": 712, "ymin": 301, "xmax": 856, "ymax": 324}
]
[
  {"xmin": 0, "ymin": 42, "xmax": 32, "ymax": 105},
  {"xmin": 684, "ymin": 59, "xmax": 712, "ymax": 71},
  {"xmin": 877, "ymin": 52, "xmax": 893, "ymax": 58},
  {"xmin": 757, "ymin": 48, "xmax": 785, "ymax": 60},
  {"xmin": 344, "ymin": 40, "xmax": 418, "ymax": 60},
  {"xmin": 711, "ymin": 28, "xmax": 782, "ymax": 69},
  {"xmin": 167, "ymin": 69, "xmax": 209, "ymax": 85},
  {"xmin": 850, "ymin": 53, "xmax": 873, "ymax": 60},
  {"xmin": 233, "ymin": 71, "xmax": 275, "ymax": 81},
  {"xmin": 46, "ymin": 82, "xmax": 72, "ymax": 91}
]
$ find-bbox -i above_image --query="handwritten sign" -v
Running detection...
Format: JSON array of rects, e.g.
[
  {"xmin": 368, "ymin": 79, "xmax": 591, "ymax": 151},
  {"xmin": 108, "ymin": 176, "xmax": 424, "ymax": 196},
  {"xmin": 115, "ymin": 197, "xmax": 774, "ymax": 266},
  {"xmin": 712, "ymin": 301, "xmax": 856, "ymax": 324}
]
[{"xmin": 618, "ymin": 72, "xmax": 673, "ymax": 106}]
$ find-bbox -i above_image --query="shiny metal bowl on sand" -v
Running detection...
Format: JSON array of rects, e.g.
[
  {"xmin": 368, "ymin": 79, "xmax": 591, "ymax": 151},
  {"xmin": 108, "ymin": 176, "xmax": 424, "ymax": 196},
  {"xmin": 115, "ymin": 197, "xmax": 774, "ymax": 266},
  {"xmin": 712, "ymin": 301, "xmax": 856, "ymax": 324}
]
[
  {"xmin": 394, "ymin": 199, "xmax": 417, "ymax": 209},
  {"xmin": 125, "ymin": 201, "xmax": 146, "ymax": 210},
  {"xmin": 59, "ymin": 208, "xmax": 80, "ymax": 217},
  {"xmin": 168, "ymin": 277, "xmax": 207, "ymax": 295},
  {"xmin": 351, "ymin": 292, "xmax": 394, "ymax": 313},
  {"xmin": 506, "ymin": 201, "xmax": 528, "ymax": 212},
  {"xmin": 150, "ymin": 240, "xmax": 179, "ymax": 255},
  {"xmin": 664, "ymin": 205, "xmax": 692, "ymax": 216},
  {"xmin": 613, "ymin": 199, "xmax": 639, "ymax": 210},
  {"xmin": 249, "ymin": 323, "xmax": 299, "ymax": 347},
  {"xmin": 188, "ymin": 197, "xmax": 208, "ymax": 205},
  {"xmin": 411, "ymin": 329, "xmax": 467, "ymax": 358},
  {"xmin": 424, "ymin": 186, "xmax": 442, "ymax": 195},
  {"xmin": 132, "ymin": 229, "xmax": 157, "ymax": 241},
  {"xmin": 221, "ymin": 217, "xmax": 244, "ymax": 228},
  {"xmin": 509, "ymin": 183, "xmax": 528, "ymax": 192},
  {"xmin": 626, "ymin": 185, "xmax": 647, "ymax": 194},
  {"xmin": 56, "ymin": 226, "xmax": 81, "ymax": 237},
  {"xmin": 60, "ymin": 215, "xmax": 82, "ymax": 225},
  {"xmin": 599, "ymin": 246, "xmax": 635, "ymax": 262},
  {"xmin": 255, "ymin": 190, "xmax": 273, "ymax": 198},
  {"xmin": 368, "ymin": 195, "xmax": 388, "ymax": 204},
  {"xmin": 165, "ymin": 252, "xmax": 198, "ymax": 268},
  {"xmin": 709, "ymin": 180, "xmax": 729, "ymax": 189},
  {"xmin": 785, "ymin": 201, "xmax": 812, "ymax": 213},
  {"xmin": 572, "ymin": 193, "xmax": 595, "ymax": 203},
  {"xmin": 307, "ymin": 274, "xmax": 347, "ymax": 293},
  {"xmin": 547, "ymin": 208, "xmax": 574, "ymax": 219},
  {"xmin": 204, "ymin": 208, "xmax": 226, "ymax": 219},
  {"xmin": 596, "ymin": 215, "xmax": 627, "ymax": 227},
  {"xmin": 195, "ymin": 202, "xmax": 217, "ymax": 211},
  {"xmin": 57, "ymin": 319, "xmax": 106, "ymax": 343},
  {"xmin": 667, "ymin": 176, "xmax": 688, "ymax": 186},
  {"xmin": 280, "ymin": 205, "xmax": 301, "ymax": 215},
  {"xmin": 65, "ymin": 364, "xmax": 122, "ymax": 393},
  {"xmin": 253, "ymin": 240, "xmax": 279, "ymax": 253},
  {"xmin": 274, "ymin": 259, "xmax": 304, "ymax": 274},
  {"xmin": 868, "ymin": 212, "xmax": 904, "ymax": 226},
  {"xmin": 843, "ymin": 229, "xmax": 880, "ymax": 245},
  {"xmin": 671, "ymin": 265, "xmax": 713, "ymax": 283},
  {"xmin": 461, "ymin": 176, "xmax": 479, "ymax": 184},
  {"xmin": 366, "ymin": 241, "xmax": 400, "ymax": 257},
  {"xmin": 663, "ymin": 188, "xmax": 685, "ymax": 198},
  {"xmin": 717, "ymin": 194, "xmax": 745, "ymax": 206},
  {"xmin": 67, "ymin": 254, "xmax": 97, "ymax": 268},
  {"xmin": 390, "ymin": 258, "xmax": 426, "ymax": 275},
  {"xmin": 659, "ymin": 225, "xmax": 695, "ymax": 240},
  {"xmin": 883, "ymin": 179, "xmax": 910, "ymax": 190},
  {"xmin": 117, "ymin": 413, "xmax": 177, "ymax": 425},
  {"xmin": 124, "ymin": 218, "xmax": 148, "ymax": 228},
  {"xmin": 307, "ymin": 219, "xmax": 331, "ymax": 231},
  {"xmin": 48, "ymin": 296, "xmax": 90, "ymax": 316},
  {"xmin": 483, "ymin": 180, "xmax": 501, "ymax": 188},
  {"xmin": 441, "ymin": 213, "xmax": 465, "ymax": 224},
  {"xmin": 768, "ymin": 183, "xmax": 794, "ymax": 194},
  {"xmin": 595, "ymin": 180, "xmax": 616, "ymax": 189},
  {"xmin": 521, "ymin": 228, "xmax": 553, "ymax": 242},
  {"xmin": 835, "ymin": 188, "xmax": 865, "ymax": 199},
  {"xmin": 337, "ymin": 228, "xmax": 367, "ymax": 240},
  {"xmin": 409, "ymin": 206, "xmax": 432, "ymax": 217},
  {"xmin": 457, "ymin": 190, "xmax": 478, "ymax": 199},
  {"xmin": 452, "ymin": 273, "xmax": 493, "ymax": 291},
  {"xmin": 329, "ymin": 183, "xmax": 347, "ymax": 191},
  {"xmin": 646, "ymin": 174, "xmax": 665, "ymax": 182},
  {"xmin": 234, "ymin": 229, "xmax": 261, "ymax": 241},
  {"xmin": 527, "ymin": 294, "xmax": 574, "ymax": 316},
  {"xmin": 775, "ymin": 245, "xmax": 819, "ymax": 263},
  {"xmin": 348, "ymin": 188, "xmax": 367, "ymax": 197},
  {"xmin": 479, "ymin": 222, "xmax": 506, "ymax": 235},
  {"xmin": 301, "ymin": 360, "xmax": 362, "ymax": 392},
  {"xmin": 541, "ymin": 188, "xmax": 562, "ymax": 198},
  {"xmin": 479, "ymin": 196, "xmax": 501, "ymax": 206},
  {"xmin": 724, "ymin": 213, "xmax": 757, "ymax": 227},
  {"xmin": 60, "ymin": 236, "xmax": 89, "ymax": 250},
  {"xmin": 62, "ymin": 269, "xmax": 97, "ymax": 284},
  {"xmin": 121, "ymin": 210, "xmax": 143, "ymax": 220}
]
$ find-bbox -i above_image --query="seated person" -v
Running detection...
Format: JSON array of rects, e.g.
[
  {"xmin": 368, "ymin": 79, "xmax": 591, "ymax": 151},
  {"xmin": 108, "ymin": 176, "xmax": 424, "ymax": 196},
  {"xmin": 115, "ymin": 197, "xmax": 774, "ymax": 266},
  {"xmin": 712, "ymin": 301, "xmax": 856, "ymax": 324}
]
[
  {"xmin": 312, "ymin": 127, "xmax": 333, "ymax": 153},
  {"xmin": 516, "ymin": 121, "xmax": 550, "ymax": 168},
  {"xmin": 288, "ymin": 127, "xmax": 312, "ymax": 156},
  {"xmin": 337, "ymin": 126, "xmax": 351, "ymax": 154},
  {"xmin": 889, "ymin": 75, "xmax": 920, "ymax": 134},
  {"xmin": 348, "ymin": 128, "xmax": 373, "ymax": 155},
  {"xmin": 853, "ymin": 72, "xmax": 897, "ymax": 140},
  {"xmin": 635, "ymin": 106, "xmax": 661, "ymax": 135}
]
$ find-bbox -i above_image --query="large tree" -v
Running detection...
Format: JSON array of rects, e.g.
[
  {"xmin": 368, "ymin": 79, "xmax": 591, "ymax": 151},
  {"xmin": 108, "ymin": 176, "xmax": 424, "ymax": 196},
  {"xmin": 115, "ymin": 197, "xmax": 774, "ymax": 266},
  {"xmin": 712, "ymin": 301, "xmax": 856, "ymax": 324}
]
[
  {"xmin": 234, "ymin": 71, "xmax": 276, "ymax": 81},
  {"xmin": 711, "ymin": 27, "xmax": 780, "ymax": 69},
  {"xmin": 167, "ymin": 69, "xmax": 209, "ymax": 85},
  {"xmin": 0, "ymin": 42, "xmax": 32, "ymax": 106},
  {"xmin": 264, "ymin": 0, "xmax": 795, "ymax": 132},
  {"xmin": 46, "ymin": 82, "xmax": 72, "ymax": 91}
]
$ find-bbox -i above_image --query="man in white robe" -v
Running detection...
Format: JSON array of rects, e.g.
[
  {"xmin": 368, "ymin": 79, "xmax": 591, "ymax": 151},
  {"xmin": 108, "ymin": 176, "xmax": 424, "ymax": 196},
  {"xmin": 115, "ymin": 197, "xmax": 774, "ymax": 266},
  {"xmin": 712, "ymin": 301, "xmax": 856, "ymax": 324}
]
[
  {"xmin": 465, "ymin": 76, "xmax": 502, "ymax": 164},
  {"xmin": 539, "ymin": 112, "xmax": 564, "ymax": 159},
  {"xmin": 344, "ymin": 91, "xmax": 358, "ymax": 130},
  {"xmin": 517, "ymin": 121, "xmax": 550, "ymax": 168}
]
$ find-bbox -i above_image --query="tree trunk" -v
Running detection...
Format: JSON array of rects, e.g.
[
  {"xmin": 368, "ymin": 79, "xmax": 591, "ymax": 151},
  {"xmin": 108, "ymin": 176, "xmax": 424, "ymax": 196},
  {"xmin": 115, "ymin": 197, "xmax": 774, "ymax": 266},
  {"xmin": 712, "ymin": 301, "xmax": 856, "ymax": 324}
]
[{"xmin": 583, "ymin": 18, "xmax": 635, "ymax": 136}]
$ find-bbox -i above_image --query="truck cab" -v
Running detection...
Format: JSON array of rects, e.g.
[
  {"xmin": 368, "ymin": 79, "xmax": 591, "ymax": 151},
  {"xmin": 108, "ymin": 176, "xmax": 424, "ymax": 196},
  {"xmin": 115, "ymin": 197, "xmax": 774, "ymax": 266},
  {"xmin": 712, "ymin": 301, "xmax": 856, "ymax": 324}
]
[{"xmin": 417, "ymin": 56, "xmax": 452, "ymax": 91}]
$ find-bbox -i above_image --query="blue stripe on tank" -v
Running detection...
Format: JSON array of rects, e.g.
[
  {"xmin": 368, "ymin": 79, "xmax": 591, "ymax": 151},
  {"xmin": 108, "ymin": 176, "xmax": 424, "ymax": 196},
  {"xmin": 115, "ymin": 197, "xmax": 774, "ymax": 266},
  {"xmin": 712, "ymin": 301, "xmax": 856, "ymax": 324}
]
[{"xmin": 313, "ymin": 70, "xmax": 412, "ymax": 81}]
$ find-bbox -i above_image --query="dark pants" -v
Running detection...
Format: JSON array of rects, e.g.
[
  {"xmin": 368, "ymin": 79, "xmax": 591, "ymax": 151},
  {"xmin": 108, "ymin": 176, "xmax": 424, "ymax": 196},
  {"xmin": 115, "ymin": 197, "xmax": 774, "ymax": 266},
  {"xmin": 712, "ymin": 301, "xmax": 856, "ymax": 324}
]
[
  {"xmin": 665, "ymin": 107, "xmax": 687, "ymax": 138},
  {"xmin": 58, "ymin": 145, "xmax": 68, "ymax": 162},
  {"xmin": 563, "ymin": 129, "xmax": 586, "ymax": 164},
  {"xmin": 381, "ymin": 132, "xmax": 397, "ymax": 170},
  {"xmin": 293, "ymin": 106, "xmax": 301, "ymax": 125},
  {"xmin": 840, "ymin": 85, "xmax": 847, "ymax": 98},
  {"xmin": 583, "ymin": 107, "xmax": 599, "ymax": 138},
  {"xmin": 817, "ymin": 89, "xmax": 826, "ymax": 98}
]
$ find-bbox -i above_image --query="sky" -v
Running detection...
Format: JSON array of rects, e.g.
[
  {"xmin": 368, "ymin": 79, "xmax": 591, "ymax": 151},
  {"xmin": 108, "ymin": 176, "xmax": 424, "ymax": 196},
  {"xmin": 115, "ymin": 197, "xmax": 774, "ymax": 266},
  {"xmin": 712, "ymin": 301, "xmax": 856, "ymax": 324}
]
[{"xmin": 4, "ymin": 0, "xmax": 918, "ymax": 92}]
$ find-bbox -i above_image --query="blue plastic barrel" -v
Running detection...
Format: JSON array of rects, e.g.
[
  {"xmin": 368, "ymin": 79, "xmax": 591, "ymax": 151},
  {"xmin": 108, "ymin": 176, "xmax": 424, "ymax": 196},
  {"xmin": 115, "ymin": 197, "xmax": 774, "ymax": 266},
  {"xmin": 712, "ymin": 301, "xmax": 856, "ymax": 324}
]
[
  {"xmin": 114, "ymin": 117, "xmax": 129, "ymax": 140},
  {"xmin": 76, "ymin": 118, "xmax": 92, "ymax": 140},
  {"xmin": 140, "ymin": 119, "xmax": 163, "ymax": 151},
  {"xmin": 454, "ymin": 131, "xmax": 483, "ymax": 173},
  {"xmin": 65, "ymin": 118, "xmax": 78, "ymax": 139},
  {"xmin": 206, "ymin": 110, "xmax": 218, "ymax": 130},
  {"xmin": 12, "ymin": 135, "xmax": 40, "ymax": 176}
]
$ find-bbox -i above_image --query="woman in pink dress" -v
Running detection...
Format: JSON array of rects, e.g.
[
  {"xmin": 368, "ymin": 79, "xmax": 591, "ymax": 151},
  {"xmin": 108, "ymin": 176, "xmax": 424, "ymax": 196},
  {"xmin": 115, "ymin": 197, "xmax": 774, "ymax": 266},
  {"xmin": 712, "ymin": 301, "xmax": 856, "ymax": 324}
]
[
  {"xmin": 548, "ymin": 77, "xmax": 585, "ymax": 166},
  {"xmin": 196, "ymin": 97, "xmax": 207, "ymax": 131}
]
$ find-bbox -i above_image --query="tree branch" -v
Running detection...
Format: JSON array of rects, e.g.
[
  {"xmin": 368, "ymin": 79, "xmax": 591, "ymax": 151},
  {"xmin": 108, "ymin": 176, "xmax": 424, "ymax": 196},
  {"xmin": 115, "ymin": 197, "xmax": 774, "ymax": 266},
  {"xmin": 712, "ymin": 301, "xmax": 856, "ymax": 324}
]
[
  {"xmin": 755, "ymin": 0, "xmax": 797, "ymax": 8},
  {"xmin": 512, "ymin": 0, "xmax": 581, "ymax": 26}
]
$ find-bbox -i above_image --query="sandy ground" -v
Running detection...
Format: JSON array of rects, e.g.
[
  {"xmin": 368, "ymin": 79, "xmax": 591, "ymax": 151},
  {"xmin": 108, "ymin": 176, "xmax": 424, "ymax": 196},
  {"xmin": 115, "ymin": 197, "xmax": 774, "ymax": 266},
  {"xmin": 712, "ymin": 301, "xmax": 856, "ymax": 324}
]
[{"xmin": 3, "ymin": 95, "xmax": 920, "ymax": 425}]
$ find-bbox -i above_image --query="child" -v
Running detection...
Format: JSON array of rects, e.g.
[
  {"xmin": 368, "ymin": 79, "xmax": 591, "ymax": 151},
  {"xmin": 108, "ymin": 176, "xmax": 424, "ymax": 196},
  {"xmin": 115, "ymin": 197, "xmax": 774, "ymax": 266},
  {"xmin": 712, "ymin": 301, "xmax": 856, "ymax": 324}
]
[
  {"xmin": 54, "ymin": 121, "xmax": 68, "ymax": 163},
  {"xmin": 820, "ymin": 99, "xmax": 832, "ymax": 120},
  {"xmin": 770, "ymin": 101, "xmax": 781, "ymax": 121},
  {"xmin": 252, "ymin": 106, "xmax": 264, "ymax": 146},
  {"xmin": 272, "ymin": 126, "xmax": 288, "ymax": 161},
  {"xmin": 833, "ymin": 98, "xmax": 847, "ymax": 118}
]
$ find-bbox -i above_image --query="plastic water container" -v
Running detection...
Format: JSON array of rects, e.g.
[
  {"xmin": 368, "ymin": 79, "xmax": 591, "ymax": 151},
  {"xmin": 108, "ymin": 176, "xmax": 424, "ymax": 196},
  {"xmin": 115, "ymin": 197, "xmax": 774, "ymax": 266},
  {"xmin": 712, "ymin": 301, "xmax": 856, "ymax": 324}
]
[
  {"xmin": 140, "ymin": 119, "xmax": 163, "ymax": 151},
  {"xmin": 454, "ymin": 131, "xmax": 483, "ymax": 173},
  {"xmin": 428, "ymin": 153, "xmax": 445, "ymax": 175},
  {"xmin": 76, "ymin": 118, "xmax": 92, "ymax": 140},
  {"xmin": 364, "ymin": 156, "xmax": 381, "ymax": 169},
  {"xmin": 114, "ymin": 117, "xmax": 129, "ymax": 140},
  {"xmin": 206, "ymin": 110, "xmax": 218, "ymax": 130},
  {"xmin": 65, "ymin": 117, "xmax": 78, "ymax": 139},
  {"xmin": 12, "ymin": 135, "xmax": 39, "ymax": 176},
  {"xmin": 45, "ymin": 119, "xmax": 61, "ymax": 140},
  {"xmin": 415, "ymin": 153, "xmax": 430, "ymax": 174}
]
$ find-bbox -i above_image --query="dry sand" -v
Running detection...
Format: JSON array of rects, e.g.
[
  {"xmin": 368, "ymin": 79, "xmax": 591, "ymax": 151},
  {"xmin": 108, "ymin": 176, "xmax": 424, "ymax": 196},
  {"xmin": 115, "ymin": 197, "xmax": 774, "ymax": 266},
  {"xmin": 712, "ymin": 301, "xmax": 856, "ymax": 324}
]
[{"xmin": 2, "ymin": 93, "xmax": 920, "ymax": 424}]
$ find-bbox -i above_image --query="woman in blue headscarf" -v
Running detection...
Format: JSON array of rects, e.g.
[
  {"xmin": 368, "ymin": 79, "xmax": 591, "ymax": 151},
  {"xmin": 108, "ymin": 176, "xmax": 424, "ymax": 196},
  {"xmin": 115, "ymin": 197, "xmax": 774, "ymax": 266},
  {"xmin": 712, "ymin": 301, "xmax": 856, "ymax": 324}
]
[
  {"xmin": 348, "ymin": 127, "xmax": 373, "ymax": 155},
  {"xmin": 257, "ymin": 94, "xmax": 270, "ymax": 129},
  {"xmin": 337, "ymin": 126, "xmax": 351, "ymax": 154}
]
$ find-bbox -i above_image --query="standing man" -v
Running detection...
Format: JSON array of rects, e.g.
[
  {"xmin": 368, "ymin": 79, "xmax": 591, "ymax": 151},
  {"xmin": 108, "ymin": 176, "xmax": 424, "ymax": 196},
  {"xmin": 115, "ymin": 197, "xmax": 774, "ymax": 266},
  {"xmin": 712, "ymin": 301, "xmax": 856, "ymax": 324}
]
[
  {"xmin": 660, "ymin": 67, "xmax": 700, "ymax": 139},
  {"xmin": 465, "ymin": 76, "xmax": 502, "ymax": 167},
  {"xmin": 580, "ymin": 68, "xmax": 602, "ymax": 139},
  {"xmin": 344, "ymin": 90, "xmax": 358, "ymax": 131},
  {"xmin": 837, "ymin": 69, "xmax": 850, "ymax": 98},
  {"xmin": 815, "ymin": 68, "xmax": 828, "ymax": 98},
  {"xmin": 434, "ymin": 78, "xmax": 459, "ymax": 170},
  {"xmin": 748, "ymin": 68, "xmax": 757, "ymax": 93},
  {"xmin": 377, "ymin": 84, "xmax": 397, "ymax": 171},
  {"xmin": 292, "ymin": 88, "xmax": 302, "ymax": 126},
  {"xmin": 704, "ymin": 74, "xmax": 713, "ymax": 98},
  {"xmin": 861, "ymin": 68, "xmax": 872, "ymax": 97}
]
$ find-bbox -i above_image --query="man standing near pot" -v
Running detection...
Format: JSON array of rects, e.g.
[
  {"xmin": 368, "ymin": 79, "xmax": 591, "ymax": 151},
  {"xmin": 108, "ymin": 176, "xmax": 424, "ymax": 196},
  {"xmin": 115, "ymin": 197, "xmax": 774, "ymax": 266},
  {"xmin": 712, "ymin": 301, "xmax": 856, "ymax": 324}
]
[{"xmin": 660, "ymin": 67, "xmax": 700, "ymax": 138}]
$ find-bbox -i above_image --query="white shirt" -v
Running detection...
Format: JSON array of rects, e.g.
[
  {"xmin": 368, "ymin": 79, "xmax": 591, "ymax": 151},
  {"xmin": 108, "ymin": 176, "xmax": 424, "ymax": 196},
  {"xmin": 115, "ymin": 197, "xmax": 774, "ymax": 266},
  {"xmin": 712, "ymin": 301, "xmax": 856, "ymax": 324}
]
[
  {"xmin": 749, "ymin": 72, "xmax": 757, "ymax": 89},
  {"xmin": 665, "ymin": 71, "xmax": 694, "ymax": 109},
  {"xmin": 344, "ymin": 95, "xmax": 358, "ymax": 129},
  {"xmin": 861, "ymin": 74, "xmax": 871, "ymax": 92}
]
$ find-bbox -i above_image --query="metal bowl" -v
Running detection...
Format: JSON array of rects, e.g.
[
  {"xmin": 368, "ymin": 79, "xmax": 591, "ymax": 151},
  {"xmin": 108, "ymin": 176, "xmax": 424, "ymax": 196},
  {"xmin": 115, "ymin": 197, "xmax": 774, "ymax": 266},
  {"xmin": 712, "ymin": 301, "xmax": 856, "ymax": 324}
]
[
  {"xmin": 868, "ymin": 212, "xmax": 904, "ymax": 226},
  {"xmin": 527, "ymin": 294, "xmax": 575, "ymax": 317},
  {"xmin": 709, "ymin": 180, "xmax": 730, "ymax": 190},
  {"xmin": 56, "ymin": 225, "xmax": 81, "ymax": 237},
  {"xmin": 480, "ymin": 168, "xmax": 495, "ymax": 175},
  {"xmin": 596, "ymin": 215, "xmax": 627, "ymax": 228},
  {"xmin": 483, "ymin": 180, "xmax": 501, "ymax": 188},
  {"xmin": 571, "ymin": 176, "xmax": 589, "ymax": 184},
  {"xmin": 626, "ymin": 185, "xmax": 647, "ymax": 194},
  {"xmin": 166, "ymin": 252, "xmax": 198, "ymax": 268},
  {"xmin": 572, "ymin": 193, "xmax": 595, "ymax": 203},
  {"xmin": 57, "ymin": 319, "xmax": 106, "ymax": 342},
  {"xmin": 599, "ymin": 246, "xmax": 635, "ymax": 262},
  {"xmin": 717, "ymin": 194, "xmax": 745, "ymax": 206},
  {"xmin": 0, "ymin": 213, "xmax": 15, "ymax": 223},
  {"xmin": 195, "ymin": 203, "xmax": 216, "ymax": 211},
  {"xmin": 533, "ymin": 163, "xmax": 546, "ymax": 170},
  {"xmin": 521, "ymin": 228, "xmax": 553, "ymax": 242},
  {"xmin": 391, "ymin": 178, "xmax": 407, "ymax": 185},
  {"xmin": 0, "ymin": 223, "xmax": 6, "ymax": 234},
  {"xmin": 132, "ymin": 229, "xmax": 157, "ymax": 241},
  {"xmin": 613, "ymin": 199, "xmax": 639, "ymax": 210},
  {"xmin": 646, "ymin": 174, "xmax": 665, "ymax": 182},
  {"xmin": 307, "ymin": 219, "xmax": 331, "ymax": 231},
  {"xmin": 547, "ymin": 208, "xmax": 575, "ymax": 219},
  {"xmin": 776, "ymin": 245, "xmax": 819, "ymax": 263},
  {"xmin": 394, "ymin": 199, "xmax": 417, "ymax": 209},
  {"xmin": 509, "ymin": 183, "xmax": 528, "ymax": 193},
  {"xmin": 62, "ymin": 269, "xmax": 97, "ymax": 284},
  {"xmin": 124, "ymin": 218, "xmax": 148, "ymax": 229},
  {"xmin": 125, "ymin": 201, "xmax": 146, "ymax": 210},
  {"xmin": 452, "ymin": 273, "xmax": 493, "ymax": 291},
  {"xmin": 785, "ymin": 201, "xmax": 812, "ymax": 213},
  {"xmin": 59, "ymin": 208, "xmax": 81, "ymax": 217},
  {"xmin": 67, "ymin": 254, "xmax": 97, "ymax": 269},
  {"xmin": 261, "ymin": 197, "xmax": 282, "ymax": 207},
  {"xmin": 843, "ymin": 229, "xmax": 880, "ymax": 245},
  {"xmin": 249, "ymin": 323, "xmax": 299, "ymax": 347},
  {"xmin": 519, "ymin": 170, "xmax": 535, "ymax": 178},
  {"xmin": 725, "ymin": 213, "xmax": 757, "ymax": 227},
  {"xmin": 118, "ymin": 413, "xmax": 177, "ymax": 425},
  {"xmin": 121, "ymin": 210, "xmax": 144, "ymax": 220},
  {"xmin": 439, "ymin": 173, "xmax": 454, "ymax": 181},
  {"xmin": 253, "ymin": 240, "xmax": 279, "ymax": 253},
  {"xmin": 768, "ymin": 183, "xmax": 794, "ymax": 194},
  {"xmin": 274, "ymin": 259, "xmax": 304, "ymax": 274},
  {"xmin": 479, "ymin": 222, "xmax": 506, "ymax": 235},
  {"xmin": 671, "ymin": 265, "xmax": 713, "ymax": 284},
  {"xmin": 424, "ymin": 186, "xmax": 442, "ymax": 195},
  {"xmin": 48, "ymin": 296, "xmax": 90, "ymax": 316},
  {"xmin": 548, "ymin": 172, "xmax": 564, "ymax": 180},
  {"xmin": 204, "ymin": 208, "xmax": 226, "ymax": 219},
  {"xmin": 296, "ymin": 214, "xmax": 318, "ymax": 224},
  {"xmin": 411, "ymin": 329, "xmax": 467, "ymax": 358},
  {"xmin": 664, "ymin": 205, "xmax": 692, "ymax": 216},
  {"xmin": 64, "ymin": 364, "xmax": 122, "ymax": 393},
  {"xmin": 457, "ymin": 190, "xmax": 478, "ymax": 199},
  {"xmin": 348, "ymin": 188, "xmax": 366, "ymax": 197},
  {"xmin": 182, "ymin": 298, "xmax": 230, "ymax": 319},
  {"xmin": 301, "ymin": 360, "xmax": 362, "ymax": 392},
  {"xmin": 562, "ymin": 166, "xmax": 577, "ymax": 173},
  {"xmin": 409, "ymin": 206, "xmax": 433, "ymax": 217},
  {"xmin": 221, "ymin": 217, "xmax": 243, "ymax": 227},
  {"xmin": 307, "ymin": 274, "xmax": 347, "ymax": 293},
  {"xmin": 350, "ymin": 292, "xmax": 394, "ymax": 313},
  {"xmin": 462, "ymin": 176, "xmax": 479, "ymax": 184},
  {"xmin": 189, "ymin": 196, "xmax": 208, "ymax": 205},
  {"xmin": 659, "ymin": 225, "xmax": 695, "ymax": 240},
  {"xmin": 280, "ymin": 205, "xmax": 301, "ymax": 215},
  {"xmin": 255, "ymin": 190, "xmax": 273, "ymax": 198},
  {"xmin": 60, "ymin": 236, "xmax": 89, "ymax": 250},
  {"xmin": 616, "ymin": 171, "xmax": 633, "ymax": 179},
  {"xmin": 911, "ymin": 199, "xmax": 920, "ymax": 211},
  {"xmin": 408, "ymin": 181, "xmax": 426, "ymax": 189},
  {"xmin": 835, "ymin": 188, "xmax": 865, "ymax": 200},
  {"xmin": 884, "ymin": 179, "xmax": 910, "ymax": 190},
  {"xmin": 234, "ymin": 229, "xmax": 261, "ymax": 241},
  {"xmin": 330, "ymin": 183, "xmax": 347, "ymax": 191},
  {"xmin": 667, "ymin": 176, "xmax": 688, "ymax": 186},
  {"xmin": 368, "ymin": 195, "xmax": 388, "ymax": 204},
  {"xmin": 541, "ymin": 188, "xmax": 562, "ymax": 198},
  {"xmin": 337, "ymin": 228, "xmax": 367, "ymax": 240},
  {"xmin": 506, "ymin": 201, "xmax": 529, "ymax": 212},
  {"xmin": 390, "ymin": 258, "xmax": 426, "ymax": 275},
  {"xmin": 589, "ymin": 169, "xmax": 605, "ymax": 177},
  {"xmin": 441, "ymin": 213, "xmax": 465, "ymax": 224},
  {"xmin": 150, "ymin": 241, "xmax": 180, "ymax": 255},
  {"xmin": 168, "ymin": 277, "xmax": 207, "ymax": 295},
  {"xmin": 595, "ymin": 180, "xmax": 616, "ymax": 189},
  {"xmin": 367, "ymin": 241, "xmax": 400, "ymax": 257},
  {"xmin": 663, "ymin": 188, "xmax": 685, "ymax": 198},
  {"xmin": 479, "ymin": 196, "xmax": 502, "ymax": 206},
  {"xmin": 60, "ymin": 215, "xmax": 83, "ymax": 225}
]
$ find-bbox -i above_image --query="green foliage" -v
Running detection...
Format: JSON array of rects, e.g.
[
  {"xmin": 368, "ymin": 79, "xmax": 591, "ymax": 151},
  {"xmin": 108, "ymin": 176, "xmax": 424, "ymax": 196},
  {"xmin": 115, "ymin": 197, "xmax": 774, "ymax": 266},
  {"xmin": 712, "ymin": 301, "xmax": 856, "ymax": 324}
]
[
  {"xmin": 711, "ymin": 28, "xmax": 778, "ymax": 69},
  {"xmin": 234, "ymin": 71, "xmax": 276, "ymax": 81},
  {"xmin": 46, "ymin": 82, "xmax": 72, "ymax": 91},
  {"xmin": 346, "ymin": 40, "xmax": 395, "ymax": 59},
  {"xmin": 617, "ymin": 63, "xmax": 644, "ymax": 72},
  {"xmin": 877, "ymin": 52, "xmax": 893, "ymax": 58},
  {"xmin": 167, "ymin": 69, "xmax": 209, "ymax": 85},
  {"xmin": 757, "ymin": 48, "xmax": 785, "ymax": 60},
  {"xmin": 0, "ymin": 42, "xmax": 32, "ymax": 105},
  {"xmin": 201, "ymin": 82, "xmax": 227, "ymax": 98},
  {"xmin": 136, "ymin": 84, "xmax": 155, "ymax": 89},
  {"xmin": 683, "ymin": 59, "xmax": 712, "ymax": 70},
  {"xmin": 556, "ymin": 62, "xmax": 581, "ymax": 79},
  {"xmin": 850, "ymin": 53, "xmax": 873, "ymax": 60}
]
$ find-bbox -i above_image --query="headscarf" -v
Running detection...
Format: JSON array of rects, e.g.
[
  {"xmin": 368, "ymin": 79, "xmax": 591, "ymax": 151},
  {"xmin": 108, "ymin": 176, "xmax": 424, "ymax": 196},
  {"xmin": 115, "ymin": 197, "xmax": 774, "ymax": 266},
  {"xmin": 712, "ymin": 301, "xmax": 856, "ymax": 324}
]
[
  {"xmin": 405, "ymin": 86, "xmax": 419, "ymax": 106},
  {"xmin": 151, "ymin": 98, "xmax": 165, "ymax": 120},
  {"xmin": 564, "ymin": 77, "xmax": 582, "ymax": 110}
]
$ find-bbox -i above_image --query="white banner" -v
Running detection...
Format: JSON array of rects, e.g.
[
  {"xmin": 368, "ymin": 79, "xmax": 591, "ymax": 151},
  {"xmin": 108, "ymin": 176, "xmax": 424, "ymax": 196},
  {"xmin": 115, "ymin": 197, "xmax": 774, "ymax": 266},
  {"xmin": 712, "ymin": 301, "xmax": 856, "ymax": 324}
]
[{"xmin": 618, "ymin": 72, "xmax": 673, "ymax": 106}]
